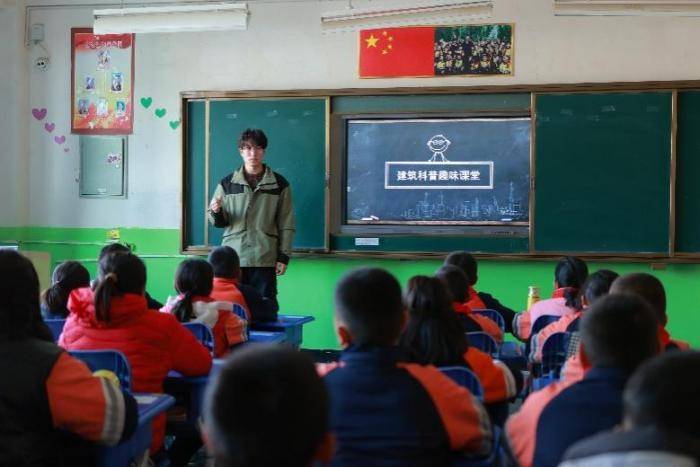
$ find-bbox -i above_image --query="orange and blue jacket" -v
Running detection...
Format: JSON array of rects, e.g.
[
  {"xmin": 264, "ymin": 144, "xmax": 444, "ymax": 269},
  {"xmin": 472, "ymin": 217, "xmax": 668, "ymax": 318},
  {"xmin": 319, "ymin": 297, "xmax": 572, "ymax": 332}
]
[{"xmin": 453, "ymin": 302, "xmax": 504, "ymax": 344}]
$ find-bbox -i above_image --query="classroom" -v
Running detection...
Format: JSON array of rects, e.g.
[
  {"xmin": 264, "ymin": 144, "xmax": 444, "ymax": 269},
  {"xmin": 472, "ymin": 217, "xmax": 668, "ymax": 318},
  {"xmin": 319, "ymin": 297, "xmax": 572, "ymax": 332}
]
[{"xmin": 1, "ymin": 0, "xmax": 700, "ymax": 465}]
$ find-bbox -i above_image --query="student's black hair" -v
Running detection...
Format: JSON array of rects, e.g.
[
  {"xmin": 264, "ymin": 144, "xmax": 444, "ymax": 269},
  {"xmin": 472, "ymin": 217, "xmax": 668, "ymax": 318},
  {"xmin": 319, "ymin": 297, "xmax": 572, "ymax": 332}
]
[
  {"xmin": 98, "ymin": 242, "xmax": 131, "ymax": 261},
  {"xmin": 0, "ymin": 250, "xmax": 53, "ymax": 342},
  {"xmin": 577, "ymin": 269, "xmax": 619, "ymax": 310},
  {"xmin": 237, "ymin": 128, "xmax": 268, "ymax": 150},
  {"xmin": 41, "ymin": 261, "xmax": 91, "ymax": 318},
  {"xmin": 334, "ymin": 268, "xmax": 404, "ymax": 346},
  {"xmin": 554, "ymin": 256, "xmax": 589, "ymax": 308},
  {"xmin": 444, "ymin": 251, "xmax": 478, "ymax": 286},
  {"xmin": 580, "ymin": 294, "xmax": 659, "ymax": 373},
  {"xmin": 435, "ymin": 264, "xmax": 469, "ymax": 303},
  {"xmin": 170, "ymin": 258, "xmax": 214, "ymax": 323},
  {"xmin": 610, "ymin": 273, "xmax": 667, "ymax": 325},
  {"xmin": 208, "ymin": 246, "xmax": 240, "ymax": 279},
  {"xmin": 94, "ymin": 253, "xmax": 147, "ymax": 324},
  {"xmin": 204, "ymin": 344, "xmax": 329, "ymax": 467},
  {"xmin": 399, "ymin": 275, "xmax": 469, "ymax": 366},
  {"xmin": 623, "ymin": 351, "xmax": 700, "ymax": 436}
]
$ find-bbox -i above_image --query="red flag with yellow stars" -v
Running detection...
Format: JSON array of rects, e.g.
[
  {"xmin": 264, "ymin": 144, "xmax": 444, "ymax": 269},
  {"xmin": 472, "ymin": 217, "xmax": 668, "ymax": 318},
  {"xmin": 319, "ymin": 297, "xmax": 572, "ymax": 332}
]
[{"xmin": 359, "ymin": 27, "xmax": 436, "ymax": 78}]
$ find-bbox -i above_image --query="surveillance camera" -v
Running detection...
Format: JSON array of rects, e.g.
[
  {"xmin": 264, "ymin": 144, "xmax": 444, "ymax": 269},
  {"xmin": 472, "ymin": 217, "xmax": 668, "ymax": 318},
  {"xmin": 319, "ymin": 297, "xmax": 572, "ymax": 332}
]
[{"xmin": 35, "ymin": 56, "xmax": 49, "ymax": 70}]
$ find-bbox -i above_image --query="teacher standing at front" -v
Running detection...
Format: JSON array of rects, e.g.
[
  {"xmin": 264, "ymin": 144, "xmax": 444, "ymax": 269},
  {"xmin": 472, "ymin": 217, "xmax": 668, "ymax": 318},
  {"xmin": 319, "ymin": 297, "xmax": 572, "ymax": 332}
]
[{"xmin": 208, "ymin": 128, "xmax": 295, "ymax": 310}]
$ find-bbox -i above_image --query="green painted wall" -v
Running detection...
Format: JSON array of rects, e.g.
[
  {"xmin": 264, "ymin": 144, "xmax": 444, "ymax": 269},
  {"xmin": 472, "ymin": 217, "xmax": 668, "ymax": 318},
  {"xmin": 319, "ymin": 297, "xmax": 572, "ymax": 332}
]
[{"xmin": 2, "ymin": 227, "xmax": 698, "ymax": 349}]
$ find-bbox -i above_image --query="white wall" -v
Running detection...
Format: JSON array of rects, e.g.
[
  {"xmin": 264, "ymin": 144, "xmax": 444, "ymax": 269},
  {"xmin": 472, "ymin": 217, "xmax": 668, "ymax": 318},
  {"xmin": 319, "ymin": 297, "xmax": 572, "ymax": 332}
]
[
  {"xmin": 11, "ymin": 0, "xmax": 700, "ymax": 229},
  {"xmin": 0, "ymin": 3, "xmax": 29, "ymax": 227}
]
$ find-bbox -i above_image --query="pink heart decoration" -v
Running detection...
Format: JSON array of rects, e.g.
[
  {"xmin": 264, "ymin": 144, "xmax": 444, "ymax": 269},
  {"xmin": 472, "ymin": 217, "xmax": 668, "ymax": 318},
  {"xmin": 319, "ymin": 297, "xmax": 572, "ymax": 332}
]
[
  {"xmin": 44, "ymin": 122, "xmax": 55, "ymax": 132},
  {"xmin": 64, "ymin": 148, "xmax": 70, "ymax": 153},
  {"xmin": 32, "ymin": 108, "xmax": 47, "ymax": 120},
  {"xmin": 54, "ymin": 135, "xmax": 65, "ymax": 145}
]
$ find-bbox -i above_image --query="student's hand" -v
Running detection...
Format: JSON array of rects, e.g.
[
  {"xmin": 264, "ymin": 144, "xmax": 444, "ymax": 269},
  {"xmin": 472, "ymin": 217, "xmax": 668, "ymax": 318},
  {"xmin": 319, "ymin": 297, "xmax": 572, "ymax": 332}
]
[
  {"xmin": 209, "ymin": 196, "xmax": 222, "ymax": 213},
  {"xmin": 275, "ymin": 262, "xmax": 287, "ymax": 276}
]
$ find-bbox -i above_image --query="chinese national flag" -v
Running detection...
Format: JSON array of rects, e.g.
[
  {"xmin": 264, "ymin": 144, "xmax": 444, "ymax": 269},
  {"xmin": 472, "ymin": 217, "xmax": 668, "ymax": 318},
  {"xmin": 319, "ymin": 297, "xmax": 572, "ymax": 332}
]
[{"xmin": 359, "ymin": 27, "xmax": 435, "ymax": 78}]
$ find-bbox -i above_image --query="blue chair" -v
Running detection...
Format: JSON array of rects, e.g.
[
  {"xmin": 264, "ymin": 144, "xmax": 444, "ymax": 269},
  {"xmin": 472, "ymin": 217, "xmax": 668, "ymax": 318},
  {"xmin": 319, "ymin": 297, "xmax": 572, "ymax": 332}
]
[
  {"xmin": 473, "ymin": 309, "xmax": 505, "ymax": 332},
  {"xmin": 540, "ymin": 332, "xmax": 572, "ymax": 377},
  {"xmin": 232, "ymin": 303, "xmax": 248, "ymax": 320},
  {"xmin": 466, "ymin": 331, "xmax": 499, "ymax": 357},
  {"xmin": 531, "ymin": 315, "xmax": 560, "ymax": 335},
  {"xmin": 183, "ymin": 322, "xmax": 214, "ymax": 353},
  {"xmin": 45, "ymin": 318, "xmax": 65, "ymax": 342},
  {"xmin": 438, "ymin": 366, "xmax": 484, "ymax": 400},
  {"xmin": 68, "ymin": 349, "xmax": 132, "ymax": 392}
]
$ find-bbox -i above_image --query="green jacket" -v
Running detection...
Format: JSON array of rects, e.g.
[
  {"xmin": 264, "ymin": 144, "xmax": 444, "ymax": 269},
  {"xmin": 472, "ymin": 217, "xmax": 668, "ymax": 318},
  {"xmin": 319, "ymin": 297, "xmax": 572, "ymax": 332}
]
[{"xmin": 208, "ymin": 165, "xmax": 295, "ymax": 267}]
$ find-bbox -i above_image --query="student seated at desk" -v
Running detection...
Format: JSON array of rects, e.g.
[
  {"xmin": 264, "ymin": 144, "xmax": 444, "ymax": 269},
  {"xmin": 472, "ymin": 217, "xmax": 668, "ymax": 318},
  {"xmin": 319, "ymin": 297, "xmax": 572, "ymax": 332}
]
[
  {"xmin": 321, "ymin": 268, "xmax": 492, "ymax": 467},
  {"xmin": 444, "ymin": 251, "xmax": 518, "ymax": 333},
  {"xmin": 59, "ymin": 251, "xmax": 212, "ymax": 460},
  {"xmin": 506, "ymin": 294, "xmax": 660, "ymax": 467},
  {"xmin": 0, "ymin": 250, "xmax": 137, "ymax": 466},
  {"xmin": 41, "ymin": 260, "xmax": 91, "ymax": 319},
  {"xmin": 208, "ymin": 245, "xmax": 277, "ymax": 323},
  {"xmin": 513, "ymin": 256, "xmax": 588, "ymax": 342},
  {"xmin": 203, "ymin": 345, "xmax": 334, "ymax": 467},
  {"xmin": 161, "ymin": 258, "xmax": 248, "ymax": 357},
  {"xmin": 399, "ymin": 275, "xmax": 522, "ymax": 421},
  {"xmin": 436, "ymin": 265, "xmax": 503, "ymax": 344},
  {"xmin": 562, "ymin": 350, "xmax": 700, "ymax": 467},
  {"xmin": 529, "ymin": 269, "xmax": 618, "ymax": 363}
]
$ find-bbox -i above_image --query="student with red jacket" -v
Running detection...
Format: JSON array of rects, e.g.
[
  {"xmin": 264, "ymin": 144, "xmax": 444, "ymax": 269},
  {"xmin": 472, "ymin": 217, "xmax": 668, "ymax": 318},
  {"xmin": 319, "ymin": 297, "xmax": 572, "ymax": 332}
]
[
  {"xmin": 322, "ymin": 268, "xmax": 493, "ymax": 466},
  {"xmin": 399, "ymin": 275, "xmax": 522, "ymax": 423},
  {"xmin": 0, "ymin": 250, "xmax": 137, "ymax": 466},
  {"xmin": 59, "ymin": 252, "xmax": 212, "ymax": 461},
  {"xmin": 436, "ymin": 265, "xmax": 503, "ymax": 344},
  {"xmin": 444, "ymin": 251, "xmax": 517, "ymax": 333},
  {"xmin": 161, "ymin": 258, "xmax": 248, "ymax": 357},
  {"xmin": 207, "ymin": 246, "xmax": 277, "ymax": 323}
]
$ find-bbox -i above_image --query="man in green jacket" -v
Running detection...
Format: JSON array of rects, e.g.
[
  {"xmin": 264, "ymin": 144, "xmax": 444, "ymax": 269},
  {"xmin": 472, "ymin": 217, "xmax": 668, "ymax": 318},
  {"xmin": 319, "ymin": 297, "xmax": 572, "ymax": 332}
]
[{"xmin": 208, "ymin": 128, "xmax": 295, "ymax": 310}]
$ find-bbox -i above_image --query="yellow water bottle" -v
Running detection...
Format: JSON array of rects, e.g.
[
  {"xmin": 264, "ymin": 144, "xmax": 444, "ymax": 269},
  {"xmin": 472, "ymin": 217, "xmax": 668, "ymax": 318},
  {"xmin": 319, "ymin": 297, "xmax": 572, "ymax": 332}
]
[{"xmin": 527, "ymin": 286, "xmax": 540, "ymax": 310}]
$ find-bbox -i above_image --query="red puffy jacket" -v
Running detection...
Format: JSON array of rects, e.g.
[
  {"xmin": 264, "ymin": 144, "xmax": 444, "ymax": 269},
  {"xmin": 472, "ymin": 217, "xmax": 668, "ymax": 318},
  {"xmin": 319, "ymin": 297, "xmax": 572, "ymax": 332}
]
[{"xmin": 59, "ymin": 287, "xmax": 212, "ymax": 452}]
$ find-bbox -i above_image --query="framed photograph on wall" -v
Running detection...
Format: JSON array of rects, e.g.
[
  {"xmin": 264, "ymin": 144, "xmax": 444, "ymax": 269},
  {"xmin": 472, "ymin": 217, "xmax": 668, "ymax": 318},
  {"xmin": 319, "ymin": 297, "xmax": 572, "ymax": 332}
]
[{"xmin": 71, "ymin": 28, "xmax": 134, "ymax": 134}]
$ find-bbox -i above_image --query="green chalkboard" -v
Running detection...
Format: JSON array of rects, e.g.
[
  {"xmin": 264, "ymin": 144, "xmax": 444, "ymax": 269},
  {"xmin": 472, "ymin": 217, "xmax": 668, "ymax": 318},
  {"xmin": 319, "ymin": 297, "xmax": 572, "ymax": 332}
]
[
  {"xmin": 183, "ymin": 98, "xmax": 327, "ymax": 251},
  {"xmin": 534, "ymin": 92, "xmax": 672, "ymax": 253},
  {"xmin": 676, "ymin": 91, "xmax": 700, "ymax": 253}
]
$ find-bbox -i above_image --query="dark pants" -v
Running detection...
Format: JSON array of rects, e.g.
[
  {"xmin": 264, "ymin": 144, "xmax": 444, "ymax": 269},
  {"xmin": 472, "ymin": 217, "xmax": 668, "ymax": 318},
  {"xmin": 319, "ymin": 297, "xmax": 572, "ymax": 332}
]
[{"xmin": 241, "ymin": 267, "xmax": 278, "ymax": 311}]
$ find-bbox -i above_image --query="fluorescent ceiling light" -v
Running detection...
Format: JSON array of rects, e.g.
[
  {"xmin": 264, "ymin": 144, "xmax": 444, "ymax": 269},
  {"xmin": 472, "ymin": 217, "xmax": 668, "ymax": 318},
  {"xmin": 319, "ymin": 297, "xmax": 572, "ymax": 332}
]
[
  {"xmin": 554, "ymin": 0, "xmax": 700, "ymax": 16},
  {"xmin": 321, "ymin": 0, "xmax": 494, "ymax": 33},
  {"xmin": 93, "ymin": 2, "xmax": 248, "ymax": 34}
]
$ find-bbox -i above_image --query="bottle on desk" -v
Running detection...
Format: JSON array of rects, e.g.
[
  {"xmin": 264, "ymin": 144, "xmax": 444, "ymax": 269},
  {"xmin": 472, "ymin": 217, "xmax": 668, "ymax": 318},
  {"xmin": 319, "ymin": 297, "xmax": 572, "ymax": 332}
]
[{"xmin": 526, "ymin": 286, "xmax": 540, "ymax": 310}]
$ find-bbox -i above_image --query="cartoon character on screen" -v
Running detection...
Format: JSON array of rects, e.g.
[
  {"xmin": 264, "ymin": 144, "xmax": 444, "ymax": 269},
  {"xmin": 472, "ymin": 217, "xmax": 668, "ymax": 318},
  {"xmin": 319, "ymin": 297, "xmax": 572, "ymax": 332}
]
[{"xmin": 427, "ymin": 134, "xmax": 451, "ymax": 162}]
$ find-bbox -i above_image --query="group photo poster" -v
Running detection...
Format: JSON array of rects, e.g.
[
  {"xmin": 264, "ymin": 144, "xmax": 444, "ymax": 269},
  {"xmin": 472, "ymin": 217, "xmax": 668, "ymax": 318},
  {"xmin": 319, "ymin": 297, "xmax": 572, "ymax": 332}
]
[{"xmin": 71, "ymin": 28, "xmax": 134, "ymax": 134}]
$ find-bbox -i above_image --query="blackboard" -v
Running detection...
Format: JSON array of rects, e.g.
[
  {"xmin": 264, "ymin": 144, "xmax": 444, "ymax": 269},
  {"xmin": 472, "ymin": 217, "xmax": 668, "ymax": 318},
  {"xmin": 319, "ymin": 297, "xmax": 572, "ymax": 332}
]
[
  {"xmin": 677, "ymin": 91, "xmax": 700, "ymax": 253},
  {"xmin": 345, "ymin": 118, "xmax": 531, "ymax": 225},
  {"xmin": 534, "ymin": 92, "xmax": 671, "ymax": 253},
  {"xmin": 183, "ymin": 98, "xmax": 327, "ymax": 251}
]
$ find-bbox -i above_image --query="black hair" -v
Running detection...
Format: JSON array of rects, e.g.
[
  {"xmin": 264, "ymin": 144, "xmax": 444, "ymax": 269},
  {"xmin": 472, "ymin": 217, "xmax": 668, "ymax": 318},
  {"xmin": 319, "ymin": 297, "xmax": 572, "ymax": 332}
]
[
  {"xmin": 204, "ymin": 344, "xmax": 328, "ymax": 467},
  {"xmin": 42, "ymin": 261, "xmax": 91, "ymax": 318},
  {"xmin": 444, "ymin": 251, "xmax": 478, "ymax": 286},
  {"xmin": 610, "ymin": 273, "xmax": 667, "ymax": 326},
  {"xmin": 577, "ymin": 269, "xmax": 619, "ymax": 310},
  {"xmin": 334, "ymin": 268, "xmax": 404, "ymax": 347},
  {"xmin": 580, "ymin": 294, "xmax": 659, "ymax": 373},
  {"xmin": 435, "ymin": 264, "xmax": 469, "ymax": 303},
  {"xmin": 0, "ymin": 250, "xmax": 53, "ymax": 342},
  {"xmin": 399, "ymin": 275, "xmax": 469, "ymax": 366},
  {"xmin": 94, "ymin": 253, "xmax": 147, "ymax": 323},
  {"xmin": 554, "ymin": 256, "xmax": 589, "ymax": 308},
  {"xmin": 98, "ymin": 242, "xmax": 131, "ymax": 261},
  {"xmin": 208, "ymin": 246, "xmax": 240, "ymax": 279},
  {"xmin": 170, "ymin": 259, "xmax": 214, "ymax": 323},
  {"xmin": 237, "ymin": 128, "xmax": 268, "ymax": 150},
  {"xmin": 623, "ymin": 351, "xmax": 700, "ymax": 436}
]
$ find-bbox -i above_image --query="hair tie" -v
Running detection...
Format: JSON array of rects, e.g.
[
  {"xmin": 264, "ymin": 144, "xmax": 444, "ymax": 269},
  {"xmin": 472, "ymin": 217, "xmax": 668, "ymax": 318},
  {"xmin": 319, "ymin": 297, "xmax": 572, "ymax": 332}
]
[{"xmin": 104, "ymin": 272, "xmax": 118, "ymax": 282}]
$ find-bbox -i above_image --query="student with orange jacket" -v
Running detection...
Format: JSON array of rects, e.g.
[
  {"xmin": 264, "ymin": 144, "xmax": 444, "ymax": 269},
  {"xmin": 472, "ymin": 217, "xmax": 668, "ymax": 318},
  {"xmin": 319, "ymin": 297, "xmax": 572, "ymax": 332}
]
[
  {"xmin": 60, "ymin": 252, "xmax": 212, "ymax": 461},
  {"xmin": 437, "ymin": 265, "xmax": 504, "ymax": 344}
]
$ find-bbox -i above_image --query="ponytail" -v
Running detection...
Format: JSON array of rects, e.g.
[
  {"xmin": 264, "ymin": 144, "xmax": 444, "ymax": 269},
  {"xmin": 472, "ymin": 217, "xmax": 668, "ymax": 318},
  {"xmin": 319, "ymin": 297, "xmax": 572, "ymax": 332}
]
[
  {"xmin": 171, "ymin": 291, "xmax": 195, "ymax": 323},
  {"xmin": 94, "ymin": 273, "xmax": 118, "ymax": 323},
  {"xmin": 94, "ymin": 253, "xmax": 147, "ymax": 323},
  {"xmin": 555, "ymin": 256, "xmax": 589, "ymax": 308},
  {"xmin": 42, "ymin": 260, "xmax": 90, "ymax": 318},
  {"xmin": 42, "ymin": 284, "xmax": 69, "ymax": 317}
]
